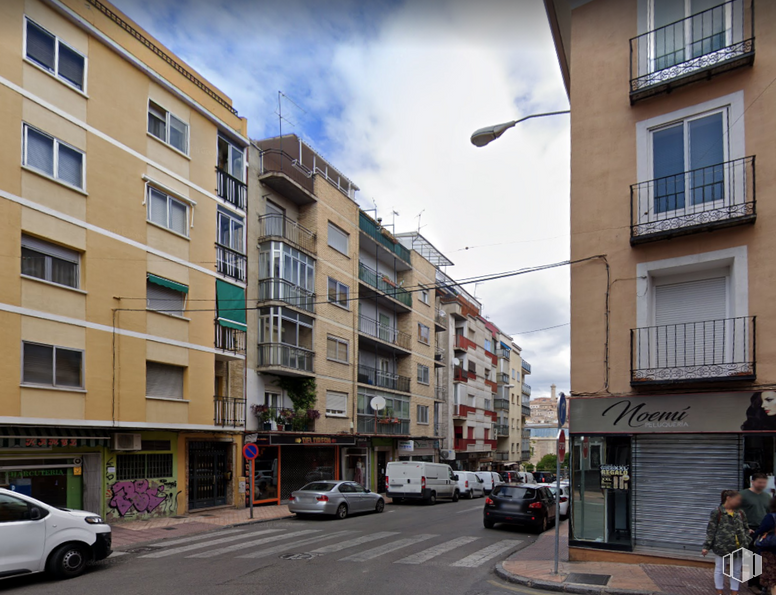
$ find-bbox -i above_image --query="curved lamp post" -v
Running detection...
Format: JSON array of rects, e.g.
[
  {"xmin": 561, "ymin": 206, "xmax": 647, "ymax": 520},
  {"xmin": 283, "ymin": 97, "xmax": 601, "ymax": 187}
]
[{"xmin": 470, "ymin": 110, "xmax": 570, "ymax": 147}]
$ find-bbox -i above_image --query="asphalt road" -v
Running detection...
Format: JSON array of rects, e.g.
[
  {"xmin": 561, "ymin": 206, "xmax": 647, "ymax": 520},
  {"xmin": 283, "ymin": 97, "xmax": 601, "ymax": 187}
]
[{"xmin": 1, "ymin": 499, "xmax": 557, "ymax": 595}]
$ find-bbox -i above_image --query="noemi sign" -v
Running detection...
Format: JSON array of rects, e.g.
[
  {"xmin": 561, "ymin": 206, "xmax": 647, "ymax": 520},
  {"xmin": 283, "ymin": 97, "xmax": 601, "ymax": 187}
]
[{"xmin": 243, "ymin": 443, "xmax": 259, "ymax": 460}]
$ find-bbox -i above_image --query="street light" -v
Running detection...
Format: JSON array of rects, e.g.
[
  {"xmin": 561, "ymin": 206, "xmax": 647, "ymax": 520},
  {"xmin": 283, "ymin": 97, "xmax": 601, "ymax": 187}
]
[{"xmin": 470, "ymin": 110, "xmax": 570, "ymax": 147}]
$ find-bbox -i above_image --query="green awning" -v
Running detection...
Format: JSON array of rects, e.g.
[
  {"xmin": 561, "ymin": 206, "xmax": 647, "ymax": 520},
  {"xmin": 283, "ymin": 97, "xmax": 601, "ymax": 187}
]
[
  {"xmin": 216, "ymin": 279, "xmax": 246, "ymax": 330},
  {"xmin": 148, "ymin": 273, "xmax": 189, "ymax": 294}
]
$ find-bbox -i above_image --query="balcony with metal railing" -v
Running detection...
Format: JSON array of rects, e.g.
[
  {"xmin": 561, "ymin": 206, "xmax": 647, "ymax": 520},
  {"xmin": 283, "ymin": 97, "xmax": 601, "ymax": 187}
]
[
  {"xmin": 258, "ymin": 149, "xmax": 316, "ymax": 205},
  {"xmin": 257, "ymin": 343, "xmax": 314, "ymax": 375},
  {"xmin": 257, "ymin": 214, "xmax": 316, "ymax": 254},
  {"xmin": 497, "ymin": 372, "xmax": 510, "ymax": 384},
  {"xmin": 521, "ymin": 383, "xmax": 531, "ymax": 396},
  {"xmin": 434, "ymin": 346, "xmax": 446, "ymax": 368},
  {"xmin": 216, "ymin": 167, "xmax": 247, "ymax": 211},
  {"xmin": 214, "ymin": 395, "xmax": 245, "ymax": 428},
  {"xmin": 494, "ymin": 451, "xmax": 510, "ymax": 461},
  {"xmin": 215, "ymin": 321, "xmax": 246, "ymax": 354},
  {"xmin": 454, "ymin": 335, "xmax": 477, "ymax": 352},
  {"xmin": 522, "ymin": 404, "xmax": 531, "ymax": 417},
  {"xmin": 357, "ymin": 415, "xmax": 410, "ymax": 436},
  {"xmin": 631, "ymin": 316, "xmax": 756, "ymax": 385},
  {"xmin": 453, "ymin": 366, "xmax": 469, "ymax": 383},
  {"xmin": 359, "ymin": 212, "xmax": 411, "ymax": 264},
  {"xmin": 494, "ymin": 424, "xmax": 509, "ymax": 436},
  {"xmin": 358, "ymin": 262, "xmax": 412, "ymax": 309},
  {"xmin": 629, "ymin": 0, "xmax": 754, "ymax": 103},
  {"xmin": 631, "ymin": 156, "xmax": 756, "ymax": 244},
  {"xmin": 521, "ymin": 360, "xmax": 531, "ymax": 374},
  {"xmin": 434, "ymin": 308, "xmax": 447, "ymax": 331},
  {"xmin": 358, "ymin": 314, "xmax": 411, "ymax": 351},
  {"xmin": 494, "ymin": 398, "xmax": 509, "ymax": 411},
  {"xmin": 496, "ymin": 347, "xmax": 510, "ymax": 360},
  {"xmin": 215, "ymin": 244, "xmax": 246, "ymax": 282},
  {"xmin": 357, "ymin": 364, "xmax": 411, "ymax": 393},
  {"xmin": 258, "ymin": 278, "xmax": 316, "ymax": 313}
]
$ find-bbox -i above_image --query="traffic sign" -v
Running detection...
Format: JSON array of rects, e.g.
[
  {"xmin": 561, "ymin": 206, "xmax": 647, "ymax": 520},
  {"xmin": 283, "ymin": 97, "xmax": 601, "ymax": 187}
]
[
  {"xmin": 582, "ymin": 436, "xmax": 589, "ymax": 459},
  {"xmin": 557, "ymin": 392, "xmax": 567, "ymax": 428},
  {"xmin": 557, "ymin": 430, "xmax": 566, "ymax": 460},
  {"xmin": 243, "ymin": 443, "xmax": 259, "ymax": 461}
]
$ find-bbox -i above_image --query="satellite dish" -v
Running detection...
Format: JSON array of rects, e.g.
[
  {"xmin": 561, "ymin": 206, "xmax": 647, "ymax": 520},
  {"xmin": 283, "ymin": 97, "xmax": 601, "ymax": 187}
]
[
  {"xmin": 453, "ymin": 358, "xmax": 461, "ymax": 367},
  {"xmin": 370, "ymin": 396, "xmax": 386, "ymax": 412}
]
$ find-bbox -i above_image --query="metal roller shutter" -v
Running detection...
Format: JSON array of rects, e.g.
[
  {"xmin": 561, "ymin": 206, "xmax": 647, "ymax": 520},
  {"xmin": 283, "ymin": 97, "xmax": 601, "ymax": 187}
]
[{"xmin": 632, "ymin": 434, "xmax": 741, "ymax": 550}]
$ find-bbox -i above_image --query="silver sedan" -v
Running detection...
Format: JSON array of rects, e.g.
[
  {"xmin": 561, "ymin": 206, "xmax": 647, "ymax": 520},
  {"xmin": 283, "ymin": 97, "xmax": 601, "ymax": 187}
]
[{"xmin": 288, "ymin": 481, "xmax": 385, "ymax": 519}]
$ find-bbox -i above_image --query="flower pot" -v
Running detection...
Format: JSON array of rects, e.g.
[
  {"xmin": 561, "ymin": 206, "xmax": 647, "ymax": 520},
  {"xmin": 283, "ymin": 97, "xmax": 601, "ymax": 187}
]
[
  {"xmin": 284, "ymin": 424, "xmax": 293, "ymax": 432},
  {"xmin": 263, "ymin": 422, "xmax": 272, "ymax": 431}
]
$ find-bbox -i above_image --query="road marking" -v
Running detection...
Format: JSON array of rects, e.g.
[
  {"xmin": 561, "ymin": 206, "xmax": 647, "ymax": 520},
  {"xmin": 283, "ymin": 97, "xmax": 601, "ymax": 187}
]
[
  {"xmin": 451, "ymin": 539, "xmax": 522, "ymax": 567},
  {"xmin": 395, "ymin": 536, "xmax": 480, "ymax": 565},
  {"xmin": 187, "ymin": 530, "xmax": 322, "ymax": 558},
  {"xmin": 148, "ymin": 528, "xmax": 246, "ymax": 547},
  {"xmin": 456, "ymin": 505, "xmax": 484, "ymax": 514},
  {"xmin": 339, "ymin": 534, "xmax": 437, "ymax": 562},
  {"xmin": 236, "ymin": 530, "xmax": 355, "ymax": 559},
  {"xmin": 310, "ymin": 532, "xmax": 400, "ymax": 554},
  {"xmin": 108, "ymin": 551, "xmax": 128, "ymax": 558},
  {"xmin": 139, "ymin": 529, "xmax": 283, "ymax": 558}
]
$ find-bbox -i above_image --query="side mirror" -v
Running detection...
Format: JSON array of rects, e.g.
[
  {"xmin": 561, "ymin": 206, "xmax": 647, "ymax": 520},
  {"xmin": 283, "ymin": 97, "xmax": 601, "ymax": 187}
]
[
  {"xmin": 29, "ymin": 507, "xmax": 42, "ymax": 521},
  {"xmin": 453, "ymin": 475, "xmax": 459, "ymax": 481},
  {"xmin": 365, "ymin": 489, "xmax": 371, "ymax": 493}
]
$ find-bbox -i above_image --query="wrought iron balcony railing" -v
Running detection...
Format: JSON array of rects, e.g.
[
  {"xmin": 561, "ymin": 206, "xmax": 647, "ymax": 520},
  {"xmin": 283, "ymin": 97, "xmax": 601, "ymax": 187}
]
[
  {"xmin": 215, "ymin": 321, "xmax": 246, "ymax": 354},
  {"xmin": 257, "ymin": 343, "xmax": 314, "ymax": 373},
  {"xmin": 215, "ymin": 243, "xmax": 246, "ymax": 282},
  {"xmin": 359, "ymin": 212, "xmax": 411, "ymax": 263},
  {"xmin": 358, "ymin": 314, "xmax": 411, "ymax": 350},
  {"xmin": 214, "ymin": 395, "xmax": 245, "ymax": 428},
  {"xmin": 216, "ymin": 167, "xmax": 247, "ymax": 210},
  {"xmin": 358, "ymin": 262, "xmax": 412, "ymax": 307},
  {"xmin": 631, "ymin": 156, "xmax": 756, "ymax": 243},
  {"xmin": 258, "ymin": 278, "xmax": 316, "ymax": 313},
  {"xmin": 631, "ymin": 316, "xmax": 755, "ymax": 385},
  {"xmin": 629, "ymin": 0, "xmax": 754, "ymax": 103},
  {"xmin": 257, "ymin": 213, "xmax": 316, "ymax": 254},
  {"xmin": 357, "ymin": 415, "xmax": 410, "ymax": 436},
  {"xmin": 357, "ymin": 364, "xmax": 411, "ymax": 393}
]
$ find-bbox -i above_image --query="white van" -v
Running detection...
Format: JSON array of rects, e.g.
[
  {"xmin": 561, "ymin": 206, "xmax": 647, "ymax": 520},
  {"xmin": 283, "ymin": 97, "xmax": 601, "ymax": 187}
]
[
  {"xmin": 474, "ymin": 471, "xmax": 504, "ymax": 494},
  {"xmin": 386, "ymin": 461, "xmax": 460, "ymax": 504},
  {"xmin": 457, "ymin": 471, "xmax": 485, "ymax": 499},
  {"xmin": 0, "ymin": 487, "xmax": 112, "ymax": 580}
]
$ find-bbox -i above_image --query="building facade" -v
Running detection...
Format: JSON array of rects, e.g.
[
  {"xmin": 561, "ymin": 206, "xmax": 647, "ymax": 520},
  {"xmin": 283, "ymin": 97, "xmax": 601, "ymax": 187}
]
[
  {"xmin": 546, "ymin": 0, "xmax": 770, "ymax": 562},
  {"xmin": 0, "ymin": 0, "xmax": 249, "ymax": 520}
]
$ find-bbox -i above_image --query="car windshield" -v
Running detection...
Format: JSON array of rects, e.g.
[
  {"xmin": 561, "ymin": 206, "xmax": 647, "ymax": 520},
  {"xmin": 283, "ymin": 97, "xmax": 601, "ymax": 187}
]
[
  {"xmin": 299, "ymin": 482, "xmax": 336, "ymax": 492},
  {"xmin": 493, "ymin": 486, "xmax": 535, "ymax": 499}
]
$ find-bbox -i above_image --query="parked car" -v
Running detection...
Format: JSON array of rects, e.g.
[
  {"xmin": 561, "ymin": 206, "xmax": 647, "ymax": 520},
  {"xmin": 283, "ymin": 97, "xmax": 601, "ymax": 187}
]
[
  {"xmin": 534, "ymin": 471, "xmax": 556, "ymax": 483},
  {"xmin": 0, "ymin": 487, "xmax": 112, "ymax": 580},
  {"xmin": 539, "ymin": 483, "xmax": 570, "ymax": 519},
  {"xmin": 386, "ymin": 461, "xmax": 459, "ymax": 504},
  {"xmin": 474, "ymin": 471, "xmax": 504, "ymax": 494},
  {"xmin": 304, "ymin": 467, "xmax": 334, "ymax": 483},
  {"xmin": 288, "ymin": 481, "xmax": 384, "ymax": 519},
  {"xmin": 457, "ymin": 471, "xmax": 485, "ymax": 499},
  {"xmin": 502, "ymin": 471, "xmax": 536, "ymax": 484},
  {"xmin": 483, "ymin": 483, "xmax": 557, "ymax": 533}
]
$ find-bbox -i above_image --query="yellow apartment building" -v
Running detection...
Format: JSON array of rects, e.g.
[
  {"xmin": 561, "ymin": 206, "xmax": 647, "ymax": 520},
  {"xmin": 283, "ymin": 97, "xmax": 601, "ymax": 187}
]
[
  {"xmin": 546, "ymin": 0, "xmax": 772, "ymax": 563},
  {"xmin": 0, "ymin": 0, "xmax": 249, "ymax": 520}
]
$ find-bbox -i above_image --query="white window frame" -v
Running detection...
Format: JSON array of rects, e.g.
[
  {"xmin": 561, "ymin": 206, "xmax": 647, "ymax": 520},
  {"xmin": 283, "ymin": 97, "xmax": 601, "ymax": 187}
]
[
  {"xmin": 417, "ymin": 404, "xmax": 429, "ymax": 425},
  {"xmin": 417, "ymin": 364, "xmax": 430, "ymax": 385},
  {"xmin": 22, "ymin": 123, "xmax": 86, "ymax": 191},
  {"xmin": 23, "ymin": 17, "xmax": 88, "ymax": 94},
  {"xmin": 328, "ymin": 277, "xmax": 350, "ymax": 309},
  {"xmin": 326, "ymin": 390, "xmax": 348, "ymax": 418},
  {"xmin": 217, "ymin": 208, "xmax": 245, "ymax": 253},
  {"xmin": 217, "ymin": 135, "xmax": 245, "ymax": 182},
  {"xmin": 21, "ymin": 341, "xmax": 84, "ymax": 389},
  {"xmin": 146, "ymin": 184, "xmax": 190, "ymax": 237},
  {"xmin": 418, "ymin": 323, "xmax": 430, "ymax": 345},
  {"xmin": 147, "ymin": 99, "xmax": 190, "ymax": 156},
  {"xmin": 327, "ymin": 222, "xmax": 349, "ymax": 255},
  {"xmin": 419, "ymin": 286, "xmax": 429, "ymax": 305},
  {"xmin": 326, "ymin": 335, "xmax": 349, "ymax": 364},
  {"xmin": 21, "ymin": 235, "xmax": 80, "ymax": 289}
]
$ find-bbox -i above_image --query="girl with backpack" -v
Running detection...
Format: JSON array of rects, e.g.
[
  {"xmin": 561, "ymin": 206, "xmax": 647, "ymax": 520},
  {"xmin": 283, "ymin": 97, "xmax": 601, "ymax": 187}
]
[
  {"xmin": 753, "ymin": 498, "xmax": 776, "ymax": 595},
  {"xmin": 702, "ymin": 489, "xmax": 750, "ymax": 595}
]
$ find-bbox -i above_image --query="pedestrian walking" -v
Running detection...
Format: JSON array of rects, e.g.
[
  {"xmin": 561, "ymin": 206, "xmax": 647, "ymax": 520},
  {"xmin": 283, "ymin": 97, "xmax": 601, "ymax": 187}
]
[
  {"xmin": 753, "ymin": 498, "xmax": 776, "ymax": 595},
  {"xmin": 703, "ymin": 489, "xmax": 751, "ymax": 595},
  {"xmin": 743, "ymin": 473, "xmax": 773, "ymax": 593}
]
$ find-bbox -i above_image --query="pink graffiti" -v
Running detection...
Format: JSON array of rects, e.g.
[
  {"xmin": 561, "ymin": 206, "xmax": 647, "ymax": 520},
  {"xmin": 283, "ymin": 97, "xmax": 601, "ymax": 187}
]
[{"xmin": 109, "ymin": 480, "xmax": 167, "ymax": 516}]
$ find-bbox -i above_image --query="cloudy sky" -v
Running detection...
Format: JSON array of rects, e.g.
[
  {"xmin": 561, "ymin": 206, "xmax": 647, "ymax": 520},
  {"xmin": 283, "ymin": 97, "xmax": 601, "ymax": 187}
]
[{"xmin": 116, "ymin": 0, "xmax": 570, "ymax": 399}]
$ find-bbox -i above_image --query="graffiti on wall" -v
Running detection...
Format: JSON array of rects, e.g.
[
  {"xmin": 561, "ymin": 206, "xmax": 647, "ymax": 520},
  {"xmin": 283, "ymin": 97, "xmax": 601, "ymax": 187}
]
[{"xmin": 105, "ymin": 457, "xmax": 180, "ymax": 519}]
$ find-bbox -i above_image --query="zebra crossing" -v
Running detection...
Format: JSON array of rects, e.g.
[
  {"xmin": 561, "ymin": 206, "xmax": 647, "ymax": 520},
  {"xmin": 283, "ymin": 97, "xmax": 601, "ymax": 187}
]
[{"xmin": 136, "ymin": 525, "xmax": 522, "ymax": 569}]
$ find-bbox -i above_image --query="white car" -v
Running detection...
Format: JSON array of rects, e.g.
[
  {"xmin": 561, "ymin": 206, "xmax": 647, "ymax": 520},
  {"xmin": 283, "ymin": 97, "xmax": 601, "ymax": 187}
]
[
  {"xmin": 457, "ymin": 472, "xmax": 485, "ymax": 499},
  {"xmin": 386, "ymin": 461, "xmax": 460, "ymax": 504},
  {"xmin": 474, "ymin": 471, "xmax": 504, "ymax": 495},
  {"xmin": 0, "ymin": 488, "xmax": 112, "ymax": 580},
  {"xmin": 539, "ymin": 483, "xmax": 570, "ymax": 519}
]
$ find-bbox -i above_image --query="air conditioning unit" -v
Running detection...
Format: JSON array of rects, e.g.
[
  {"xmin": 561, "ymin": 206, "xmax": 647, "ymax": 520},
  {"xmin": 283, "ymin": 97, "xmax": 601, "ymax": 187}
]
[
  {"xmin": 440, "ymin": 449, "xmax": 456, "ymax": 461},
  {"xmin": 112, "ymin": 433, "xmax": 142, "ymax": 451}
]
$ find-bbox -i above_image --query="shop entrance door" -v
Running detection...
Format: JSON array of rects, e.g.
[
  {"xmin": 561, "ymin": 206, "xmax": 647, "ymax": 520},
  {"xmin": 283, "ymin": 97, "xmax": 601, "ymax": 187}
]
[
  {"xmin": 377, "ymin": 452, "xmax": 387, "ymax": 494},
  {"xmin": 189, "ymin": 441, "xmax": 230, "ymax": 510}
]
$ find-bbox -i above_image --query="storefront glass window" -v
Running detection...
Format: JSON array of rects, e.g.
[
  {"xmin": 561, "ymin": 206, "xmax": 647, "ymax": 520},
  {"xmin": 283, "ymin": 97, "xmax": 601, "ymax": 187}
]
[
  {"xmin": 744, "ymin": 435, "xmax": 775, "ymax": 489},
  {"xmin": 343, "ymin": 448, "xmax": 369, "ymax": 487}
]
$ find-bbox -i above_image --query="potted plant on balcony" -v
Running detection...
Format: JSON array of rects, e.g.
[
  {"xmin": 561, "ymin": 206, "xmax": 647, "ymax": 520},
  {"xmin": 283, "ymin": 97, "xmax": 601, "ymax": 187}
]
[
  {"xmin": 278, "ymin": 409, "xmax": 294, "ymax": 432},
  {"xmin": 252, "ymin": 404, "xmax": 272, "ymax": 431}
]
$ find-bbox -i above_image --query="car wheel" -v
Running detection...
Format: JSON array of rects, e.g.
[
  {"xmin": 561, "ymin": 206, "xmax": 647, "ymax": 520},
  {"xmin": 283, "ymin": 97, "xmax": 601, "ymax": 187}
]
[
  {"xmin": 467, "ymin": 489, "xmax": 474, "ymax": 500},
  {"xmin": 535, "ymin": 515, "xmax": 548, "ymax": 534},
  {"xmin": 427, "ymin": 492, "xmax": 437, "ymax": 505},
  {"xmin": 336, "ymin": 503, "xmax": 348, "ymax": 519},
  {"xmin": 452, "ymin": 490, "xmax": 459, "ymax": 503},
  {"xmin": 375, "ymin": 499, "xmax": 385, "ymax": 513},
  {"xmin": 483, "ymin": 519, "xmax": 495, "ymax": 529},
  {"xmin": 47, "ymin": 543, "xmax": 89, "ymax": 580}
]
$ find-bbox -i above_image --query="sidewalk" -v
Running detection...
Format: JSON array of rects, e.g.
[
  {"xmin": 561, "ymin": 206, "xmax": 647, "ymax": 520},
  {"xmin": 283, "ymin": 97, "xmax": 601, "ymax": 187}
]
[
  {"xmin": 497, "ymin": 523, "xmax": 724, "ymax": 595},
  {"xmin": 109, "ymin": 505, "xmax": 292, "ymax": 549}
]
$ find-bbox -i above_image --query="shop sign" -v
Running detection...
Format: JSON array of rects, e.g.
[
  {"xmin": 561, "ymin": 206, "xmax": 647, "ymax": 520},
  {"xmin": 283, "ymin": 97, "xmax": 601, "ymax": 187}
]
[
  {"xmin": 266, "ymin": 435, "xmax": 357, "ymax": 446},
  {"xmin": 8, "ymin": 469, "xmax": 66, "ymax": 478},
  {"xmin": 413, "ymin": 440, "xmax": 439, "ymax": 450},
  {"xmin": 397, "ymin": 440, "xmax": 414, "ymax": 452},
  {"xmin": 571, "ymin": 391, "xmax": 769, "ymax": 434},
  {"xmin": 19, "ymin": 438, "xmax": 79, "ymax": 448},
  {"xmin": 599, "ymin": 464, "xmax": 630, "ymax": 490}
]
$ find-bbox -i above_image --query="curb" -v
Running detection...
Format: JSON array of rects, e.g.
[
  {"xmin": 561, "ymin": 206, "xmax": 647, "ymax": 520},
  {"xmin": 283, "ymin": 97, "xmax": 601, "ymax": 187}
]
[{"xmin": 494, "ymin": 563, "xmax": 681, "ymax": 595}]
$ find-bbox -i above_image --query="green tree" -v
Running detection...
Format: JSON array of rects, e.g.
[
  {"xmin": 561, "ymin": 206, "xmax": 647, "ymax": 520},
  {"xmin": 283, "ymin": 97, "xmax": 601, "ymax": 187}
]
[
  {"xmin": 524, "ymin": 463, "xmax": 535, "ymax": 472},
  {"xmin": 536, "ymin": 454, "xmax": 557, "ymax": 470}
]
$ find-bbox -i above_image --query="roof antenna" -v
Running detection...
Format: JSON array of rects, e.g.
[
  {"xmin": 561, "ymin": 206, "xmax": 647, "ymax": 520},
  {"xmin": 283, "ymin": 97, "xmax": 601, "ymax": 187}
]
[{"xmin": 416, "ymin": 209, "xmax": 426, "ymax": 233}]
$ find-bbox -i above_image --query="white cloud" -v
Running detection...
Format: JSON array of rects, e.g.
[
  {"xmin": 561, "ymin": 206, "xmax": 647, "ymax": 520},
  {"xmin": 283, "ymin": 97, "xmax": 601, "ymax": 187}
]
[{"xmin": 116, "ymin": 0, "xmax": 570, "ymax": 398}]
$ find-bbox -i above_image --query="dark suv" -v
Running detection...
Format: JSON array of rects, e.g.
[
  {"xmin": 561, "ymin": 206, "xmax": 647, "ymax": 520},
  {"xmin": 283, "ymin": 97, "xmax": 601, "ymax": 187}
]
[{"xmin": 483, "ymin": 484, "xmax": 557, "ymax": 533}]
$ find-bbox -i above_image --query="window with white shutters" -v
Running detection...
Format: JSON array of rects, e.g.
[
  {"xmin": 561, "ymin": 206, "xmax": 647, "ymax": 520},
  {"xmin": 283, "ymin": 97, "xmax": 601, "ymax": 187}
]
[
  {"xmin": 327, "ymin": 222, "xmax": 349, "ymax": 254},
  {"xmin": 21, "ymin": 235, "xmax": 80, "ymax": 288},
  {"xmin": 326, "ymin": 336, "xmax": 349, "ymax": 363},
  {"xmin": 147, "ymin": 186, "xmax": 189, "ymax": 236},
  {"xmin": 22, "ymin": 341, "xmax": 83, "ymax": 388},
  {"xmin": 326, "ymin": 391, "xmax": 348, "ymax": 417},
  {"xmin": 23, "ymin": 124, "xmax": 84, "ymax": 189},
  {"xmin": 25, "ymin": 18, "xmax": 86, "ymax": 91},
  {"xmin": 146, "ymin": 362, "xmax": 184, "ymax": 399}
]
